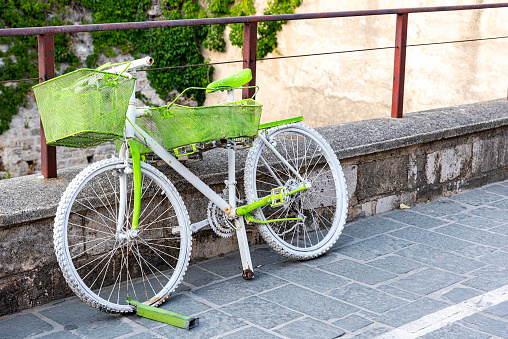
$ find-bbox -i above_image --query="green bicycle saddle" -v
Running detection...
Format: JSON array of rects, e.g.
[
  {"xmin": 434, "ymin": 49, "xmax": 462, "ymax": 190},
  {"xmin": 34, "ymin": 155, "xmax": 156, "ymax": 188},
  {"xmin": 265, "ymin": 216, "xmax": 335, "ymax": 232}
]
[{"xmin": 206, "ymin": 68, "xmax": 252, "ymax": 93}]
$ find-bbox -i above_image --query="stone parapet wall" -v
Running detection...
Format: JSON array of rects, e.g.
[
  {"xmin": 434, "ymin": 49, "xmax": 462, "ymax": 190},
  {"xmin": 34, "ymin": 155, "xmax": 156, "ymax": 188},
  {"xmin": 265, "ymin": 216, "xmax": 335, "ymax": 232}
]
[{"xmin": 0, "ymin": 99, "xmax": 506, "ymax": 315}]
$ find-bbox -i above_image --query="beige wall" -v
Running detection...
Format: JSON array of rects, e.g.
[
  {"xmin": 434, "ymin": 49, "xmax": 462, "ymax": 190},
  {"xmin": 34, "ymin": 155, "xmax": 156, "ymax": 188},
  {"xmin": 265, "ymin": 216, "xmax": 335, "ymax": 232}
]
[{"xmin": 202, "ymin": 0, "xmax": 508, "ymax": 127}]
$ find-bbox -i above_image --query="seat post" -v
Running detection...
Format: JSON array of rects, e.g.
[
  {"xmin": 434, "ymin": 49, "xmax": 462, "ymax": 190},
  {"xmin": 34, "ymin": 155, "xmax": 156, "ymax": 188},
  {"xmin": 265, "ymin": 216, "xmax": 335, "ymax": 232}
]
[{"xmin": 227, "ymin": 89, "xmax": 234, "ymax": 103}]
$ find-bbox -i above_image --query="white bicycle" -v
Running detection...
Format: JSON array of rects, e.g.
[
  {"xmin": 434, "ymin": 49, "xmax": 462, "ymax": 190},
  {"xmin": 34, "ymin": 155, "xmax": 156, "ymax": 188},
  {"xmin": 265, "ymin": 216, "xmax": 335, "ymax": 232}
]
[{"xmin": 33, "ymin": 57, "xmax": 348, "ymax": 314}]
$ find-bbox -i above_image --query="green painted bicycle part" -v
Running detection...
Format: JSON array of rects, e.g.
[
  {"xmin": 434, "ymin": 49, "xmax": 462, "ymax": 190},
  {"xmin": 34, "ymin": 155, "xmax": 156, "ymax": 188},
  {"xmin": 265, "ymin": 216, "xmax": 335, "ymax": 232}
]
[
  {"xmin": 258, "ymin": 116, "xmax": 304, "ymax": 130},
  {"xmin": 128, "ymin": 140, "xmax": 141, "ymax": 230},
  {"xmin": 236, "ymin": 184, "xmax": 308, "ymax": 216},
  {"xmin": 32, "ymin": 68, "xmax": 135, "ymax": 148},
  {"xmin": 206, "ymin": 68, "xmax": 252, "ymax": 93},
  {"xmin": 127, "ymin": 298, "xmax": 198, "ymax": 330},
  {"xmin": 245, "ymin": 212, "xmax": 303, "ymax": 224},
  {"xmin": 151, "ymin": 99, "xmax": 262, "ymax": 150},
  {"xmin": 174, "ymin": 144, "xmax": 197, "ymax": 157},
  {"xmin": 270, "ymin": 186, "xmax": 287, "ymax": 206}
]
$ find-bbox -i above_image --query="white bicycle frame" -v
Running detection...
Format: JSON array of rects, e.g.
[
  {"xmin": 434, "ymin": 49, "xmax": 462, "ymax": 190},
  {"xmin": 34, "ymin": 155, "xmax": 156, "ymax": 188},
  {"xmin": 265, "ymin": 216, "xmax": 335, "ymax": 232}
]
[{"xmin": 111, "ymin": 57, "xmax": 302, "ymax": 278}]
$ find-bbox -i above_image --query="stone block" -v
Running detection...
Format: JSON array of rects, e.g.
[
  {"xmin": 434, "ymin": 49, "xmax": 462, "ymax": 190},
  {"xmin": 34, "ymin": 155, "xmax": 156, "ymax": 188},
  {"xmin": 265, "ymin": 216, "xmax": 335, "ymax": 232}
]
[
  {"xmin": 356, "ymin": 154, "xmax": 409, "ymax": 201},
  {"xmin": 472, "ymin": 136, "xmax": 507, "ymax": 173},
  {"xmin": 426, "ymin": 144, "xmax": 472, "ymax": 184}
]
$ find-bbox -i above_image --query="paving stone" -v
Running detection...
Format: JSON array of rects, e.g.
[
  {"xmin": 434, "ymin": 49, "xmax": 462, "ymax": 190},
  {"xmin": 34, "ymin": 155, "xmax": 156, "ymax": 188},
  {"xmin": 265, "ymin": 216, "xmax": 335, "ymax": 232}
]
[
  {"xmin": 442, "ymin": 213, "xmax": 502, "ymax": 229},
  {"xmin": 152, "ymin": 309, "xmax": 246, "ymax": 338},
  {"xmin": 182, "ymin": 265, "xmax": 223, "ymax": 287},
  {"xmin": 350, "ymin": 325, "xmax": 392, "ymax": 339},
  {"xmin": 221, "ymin": 326, "xmax": 280, "ymax": 339},
  {"xmin": 249, "ymin": 246, "xmax": 288, "ymax": 267},
  {"xmin": 483, "ymin": 184, "xmax": 508, "ymax": 196},
  {"xmin": 331, "ymin": 234, "xmax": 356, "ymax": 250},
  {"xmin": 196, "ymin": 248, "xmax": 287, "ymax": 279},
  {"xmin": 396, "ymin": 244, "xmax": 486, "ymax": 274},
  {"xmin": 490, "ymin": 223, "xmax": 508, "ymax": 235},
  {"xmin": 341, "ymin": 217, "xmax": 406, "ymax": 239},
  {"xmin": 259, "ymin": 260, "xmax": 348, "ymax": 292},
  {"xmin": 197, "ymin": 252, "xmax": 246, "ymax": 278},
  {"xmin": 423, "ymin": 323, "xmax": 490, "ymax": 339},
  {"xmin": 388, "ymin": 268, "xmax": 464, "ymax": 295},
  {"xmin": 273, "ymin": 317, "xmax": 345, "ymax": 339},
  {"xmin": 484, "ymin": 300, "xmax": 508, "ymax": 318},
  {"xmin": 411, "ymin": 199, "xmax": 467, "ymax": 217},
  {"xmin": 441, "ymin": 287, "xmax": 483, "ymax": 303},
  {"xmin": 462, "ymin": 277, "xmax": 508, "ymax": 292},
  {"xmin": 434, "ymin": 224, "xmax": 508, "ymax": 248},
  {"xmin": 121, "ymin": 333, "xmax": 159, "ymax": 339},
  {"xmin": 383, "ymin": 210, "xmax": 448, "ymax": 229},
  {"xmin": 367, "ymin": 254, "xmax": 423, "ymax": 274},
  {"xmin": 220, "ymin": 296, "xmax": 301, "ymax": 329},
  {"xmin": 377, "ymin": 285, "xmax": 421, "ymax": 301},
  {"xmin": 160, "ymin": 294, "xmax": 211, "ymax": 316},
  {"xmin": 327, "ymin": 283, "xmax": 407, "ymax": 314},
  {"xmin": 332, "ymin": 314, "xmax": 373, "ymax": 332},
  {"xmin": 338, "ymin": 234, "xmax": 413, "ymax": 261},
  {"xmin": 478, "ymin": 250, "xmax": 508, "ymax": 267},
  {"xmin": 40, "ymin": 299, "xmax": 133, "ymax": 338},
  {"xmin": 321, "ymin": 259, "xmax": 397, "ymax": 285},
  {"xmin": 37, "ymin": 330, "xmax": 80, "ymax": 338},
  {"xmin": 224, "ymin": 271, "xmax": 288, "ymax": 293},
  {"xmin": 450, "ymin": 243, "xmax": 497, "ymax": 259},
  {"xmin": 259, "ymin": 284, "xmax": 359, "ymax": 320},
  {"xmin": 197, "ymin": 253, "xmax": 244, "ymax": 278},
  {"xmin": 305, "ymin": 251, "xmax": 342, "ymax": 266},
  {"xmin": 461, "ymin": 313, "xmax": 508, "ymax": 338},
  {"xmin": 376, "ymin": 297, "xmax": 449, "ymax": 327},
  {"xmin": 450, "ymin": 190, "xmax": 504, "ymax": 206},
  {"xmin": 0, "ymin": 314, "xmax": 53, "ymax": 339},
  {"xmin": 389, "ymin": 226, "xmax": 471, "ymax": 251},
  {"xmin": 190, "ymin": 280, "xmax": 257, "ymax": 306},
  {"xmin": 471, "ymin": 206, "xmax": 508, "ymax": 222},
  {"xmin": 489, "ymin": 198, "xmax": 508, "ymax": 211}
]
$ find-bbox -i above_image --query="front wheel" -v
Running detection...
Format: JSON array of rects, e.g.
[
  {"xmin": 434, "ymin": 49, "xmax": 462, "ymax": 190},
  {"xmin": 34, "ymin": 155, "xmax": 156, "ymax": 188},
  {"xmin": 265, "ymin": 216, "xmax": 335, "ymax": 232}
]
[
  {"xmin": 54, "ymin": 158, "xmax": 191, "ymax": 313},
  {"xmin": 244, "ymin": 123, "xmax": 348, "ymax": 260}
]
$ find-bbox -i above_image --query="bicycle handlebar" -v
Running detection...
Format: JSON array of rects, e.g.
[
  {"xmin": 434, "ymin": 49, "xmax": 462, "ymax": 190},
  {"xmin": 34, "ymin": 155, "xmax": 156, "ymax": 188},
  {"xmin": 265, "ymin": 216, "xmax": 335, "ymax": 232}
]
[{"xmin": 101, "ymin": 56, "xmax": 154, "ymax": 75}]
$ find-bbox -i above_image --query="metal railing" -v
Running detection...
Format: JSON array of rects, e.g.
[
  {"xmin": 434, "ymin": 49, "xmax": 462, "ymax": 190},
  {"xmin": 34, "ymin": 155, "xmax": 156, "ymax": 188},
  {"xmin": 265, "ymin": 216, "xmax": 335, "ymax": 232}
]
[{"xmin": 0, "ymin": 3, "xmax": 507, "ymax": 178}]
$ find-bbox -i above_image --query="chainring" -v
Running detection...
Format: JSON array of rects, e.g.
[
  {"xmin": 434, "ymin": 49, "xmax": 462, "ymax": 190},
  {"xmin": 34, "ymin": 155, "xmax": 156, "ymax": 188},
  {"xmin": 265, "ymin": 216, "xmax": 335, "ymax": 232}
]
[{"xmin": 207, "ymin": 194, "xmax": 236, "ymax": 238}]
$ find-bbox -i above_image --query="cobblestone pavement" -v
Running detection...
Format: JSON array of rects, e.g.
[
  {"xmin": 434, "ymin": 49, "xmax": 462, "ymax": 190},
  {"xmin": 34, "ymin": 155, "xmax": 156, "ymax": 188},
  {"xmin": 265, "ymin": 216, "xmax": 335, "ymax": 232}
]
[{"xmin": 2, "ymin": 180, "xmax": 508, "ymax": 338}]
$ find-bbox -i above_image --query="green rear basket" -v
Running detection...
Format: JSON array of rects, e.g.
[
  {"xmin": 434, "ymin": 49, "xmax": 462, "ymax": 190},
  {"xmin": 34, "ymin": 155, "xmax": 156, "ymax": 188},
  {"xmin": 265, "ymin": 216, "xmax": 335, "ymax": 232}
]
[
  {"xmin": 33, "ymin": 69, "xmax": 135, "ymax": 148},
  {"xmin": 150, "ymin": 99, "xmax": 262, "ymax": 150}
]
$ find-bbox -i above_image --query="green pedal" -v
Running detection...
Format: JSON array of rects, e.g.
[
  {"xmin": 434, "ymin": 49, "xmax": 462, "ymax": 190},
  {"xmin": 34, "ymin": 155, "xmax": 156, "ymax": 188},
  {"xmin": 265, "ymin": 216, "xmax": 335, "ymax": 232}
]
[{"xmin": 127, "ymin": 298, "xmax": 199, "ymax": 330}]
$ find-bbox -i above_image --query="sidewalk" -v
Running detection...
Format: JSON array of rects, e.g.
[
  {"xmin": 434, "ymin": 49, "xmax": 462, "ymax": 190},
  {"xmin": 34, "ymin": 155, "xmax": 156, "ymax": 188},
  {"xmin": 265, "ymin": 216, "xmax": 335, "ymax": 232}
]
[{"xmin": 2, "ymin": 180, "xmax": 508, "ymax": 339}]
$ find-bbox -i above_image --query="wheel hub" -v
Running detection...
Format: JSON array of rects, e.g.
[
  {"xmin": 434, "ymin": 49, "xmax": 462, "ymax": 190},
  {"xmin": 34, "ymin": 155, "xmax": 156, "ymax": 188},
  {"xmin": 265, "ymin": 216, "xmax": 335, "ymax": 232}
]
[{"xmin": 116, "ymin": 229, "xmax": 139, "ymax": 243}]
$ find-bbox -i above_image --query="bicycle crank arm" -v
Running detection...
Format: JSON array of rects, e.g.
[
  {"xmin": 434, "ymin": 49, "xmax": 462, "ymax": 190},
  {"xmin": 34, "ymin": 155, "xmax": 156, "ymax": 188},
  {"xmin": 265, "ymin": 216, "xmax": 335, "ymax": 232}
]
[{"xmin": 236, "ymin": 183, "xmax": 308, "ymax": 217}]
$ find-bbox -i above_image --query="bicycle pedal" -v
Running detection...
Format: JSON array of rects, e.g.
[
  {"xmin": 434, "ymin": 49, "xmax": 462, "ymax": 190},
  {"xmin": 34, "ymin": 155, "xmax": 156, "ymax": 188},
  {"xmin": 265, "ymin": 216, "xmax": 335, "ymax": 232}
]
[{"xmin": 270, "ymin": 186, "xmax": 287, "ymax": 206}]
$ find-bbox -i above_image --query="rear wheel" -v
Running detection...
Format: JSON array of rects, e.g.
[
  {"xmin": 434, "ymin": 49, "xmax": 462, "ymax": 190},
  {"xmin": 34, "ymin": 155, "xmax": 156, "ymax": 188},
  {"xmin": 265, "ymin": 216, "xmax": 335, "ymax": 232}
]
[
  {"xmin": 244, "ymin": 123, "xmax": 348, "ymax": 260},
  {"xmin": 54, "ymin": 158, "xmax": 191, "ymax": 313}
]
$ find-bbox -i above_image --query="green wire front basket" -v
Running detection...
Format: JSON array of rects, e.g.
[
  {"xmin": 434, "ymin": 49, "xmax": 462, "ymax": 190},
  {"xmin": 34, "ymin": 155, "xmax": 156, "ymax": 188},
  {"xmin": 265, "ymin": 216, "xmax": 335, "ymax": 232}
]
[{"xmin": 33, "ymin": 69, "xmax": 135, "ymax": 148}]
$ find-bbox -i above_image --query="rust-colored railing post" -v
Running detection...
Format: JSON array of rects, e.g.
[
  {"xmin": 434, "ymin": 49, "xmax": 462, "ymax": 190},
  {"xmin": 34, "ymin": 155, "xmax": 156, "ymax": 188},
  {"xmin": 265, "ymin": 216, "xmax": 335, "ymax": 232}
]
[
  {"xmin": 38, "ymin": 34, "xmax": 57, "ymax": 178},
  {"xmin": 391, "ymin": 13, "xmax": 408, "ymax": 118},
  {"xmin": 242, "ymin": 22, "xmax": 257, "ymax": 100}
]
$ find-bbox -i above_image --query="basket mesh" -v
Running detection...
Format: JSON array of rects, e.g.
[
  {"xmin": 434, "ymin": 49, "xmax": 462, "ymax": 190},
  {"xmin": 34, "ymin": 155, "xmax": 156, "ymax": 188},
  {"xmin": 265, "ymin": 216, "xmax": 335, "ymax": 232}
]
[
  {"xmin": 150, "ymin": 99, "xmax": 262, "ymax": 150},
  {"xmin": 33, "ymin": 69, "xmax": 135, "ymax": 147}
]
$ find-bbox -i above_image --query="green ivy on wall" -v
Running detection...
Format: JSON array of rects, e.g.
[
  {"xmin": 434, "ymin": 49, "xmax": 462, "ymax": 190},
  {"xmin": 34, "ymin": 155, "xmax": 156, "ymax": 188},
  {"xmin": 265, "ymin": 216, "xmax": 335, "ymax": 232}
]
[
  {"xmin": 0, "ymin": 0, "xmax": 301, "ymax": 134},
  {"xmin": 0, "ymin": 0, "xmax": 79, "ymax": 134}
]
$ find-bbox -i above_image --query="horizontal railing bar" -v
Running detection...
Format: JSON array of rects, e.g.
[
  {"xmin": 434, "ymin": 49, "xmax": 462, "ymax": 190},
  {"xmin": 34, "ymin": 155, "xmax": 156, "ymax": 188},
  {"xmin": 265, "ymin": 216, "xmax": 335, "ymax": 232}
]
[
  {"xmin": 0, "ymin": 77, "xmax": 40, "ymax": 84},
  {"xmin": 0, "ymin": 3, "xmax": 507, "ymax": 37}
]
